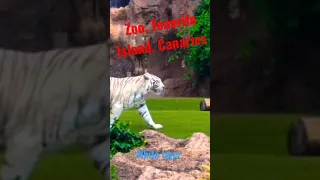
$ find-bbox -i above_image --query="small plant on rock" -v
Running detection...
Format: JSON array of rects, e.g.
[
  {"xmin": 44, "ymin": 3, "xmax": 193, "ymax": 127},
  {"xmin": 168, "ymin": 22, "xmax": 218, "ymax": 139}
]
[
  {"xmin": 110, "ymin": 120, "xmax": 147, "ymax": 159},
  {"xmin": 110, "ymin": 164, "xmax": 119, "ymax": 180}
]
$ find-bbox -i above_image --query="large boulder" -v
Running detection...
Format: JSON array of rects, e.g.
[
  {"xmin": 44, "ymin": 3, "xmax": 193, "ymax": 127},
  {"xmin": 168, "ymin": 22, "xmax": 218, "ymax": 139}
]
[{"xmin": 111, "ymin": 130, "xmax": 210, "ymax": 180}]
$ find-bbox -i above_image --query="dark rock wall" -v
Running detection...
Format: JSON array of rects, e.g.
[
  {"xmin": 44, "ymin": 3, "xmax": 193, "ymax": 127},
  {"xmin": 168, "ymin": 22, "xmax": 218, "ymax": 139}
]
[
  {"xmin": 110, "ymin": 0, "xmax": 130, "ymax": 8},
  {"xmin": 0, "ymin": 0, "xmax": 106, "ymax": 51}
]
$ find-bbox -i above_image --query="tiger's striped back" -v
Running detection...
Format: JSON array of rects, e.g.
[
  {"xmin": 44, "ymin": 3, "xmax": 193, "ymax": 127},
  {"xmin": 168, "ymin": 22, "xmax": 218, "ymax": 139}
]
[
  {"xmin": 110, "ymin": 75, "xmax": 146, "ymax": 107},
  {"xmin": 110, "ymin": 73, "xmax": 164, "ymax": 109},
  {"xmin": 0, "ymin": 42, "xmax": 109, "ymax": 148}
]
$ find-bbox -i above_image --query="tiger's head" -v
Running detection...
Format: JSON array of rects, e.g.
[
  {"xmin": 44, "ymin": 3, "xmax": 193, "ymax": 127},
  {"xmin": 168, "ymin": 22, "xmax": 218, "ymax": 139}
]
[{"xmin": 143, "ymin": 72, "xmax": 164, "ymax": 96}]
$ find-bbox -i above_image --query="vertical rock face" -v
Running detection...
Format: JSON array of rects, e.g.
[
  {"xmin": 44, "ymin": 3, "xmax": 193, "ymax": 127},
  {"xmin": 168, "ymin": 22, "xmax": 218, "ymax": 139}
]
[
  {"xmin": 111, "ymin": 0, "xmax": 201, "ymax": 50},
  {"xmin": 110, "ymin": 0, "xmax": 209, "ymax": 97},
  {"xmin": 0, "ymin": 0, "xmax": 106, "ymax": 51},
  {"xmin": 0, "ymin": 0, "xmax": 54, "ymax": 51}
]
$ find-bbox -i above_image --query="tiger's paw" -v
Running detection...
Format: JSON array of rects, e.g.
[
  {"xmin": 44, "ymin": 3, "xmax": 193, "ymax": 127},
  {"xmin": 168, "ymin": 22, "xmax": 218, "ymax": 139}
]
[{"xmin": 152, "ymin": 124, "xmax": 163, "ymax": 130}]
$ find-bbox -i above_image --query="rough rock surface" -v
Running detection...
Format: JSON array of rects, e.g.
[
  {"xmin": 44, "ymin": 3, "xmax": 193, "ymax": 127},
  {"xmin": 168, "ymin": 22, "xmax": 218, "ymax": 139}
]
[
  {"xmin": 109, "ymin": 0, "xmax": 211, "ymax": 98},
  {"xmin": 163, "ymin": 78, "xmax": 195, "ymax": 97},
  {"xmin": 110, "ymin": 0, "xmax": 201, "ymax": 45},
  {"xmin": 0, "ymin": 0, "xmax": 107, "ymax": 51},
  {"xmin": 111, "ymin": 130, "xmax": 210, "ymax": 180}
]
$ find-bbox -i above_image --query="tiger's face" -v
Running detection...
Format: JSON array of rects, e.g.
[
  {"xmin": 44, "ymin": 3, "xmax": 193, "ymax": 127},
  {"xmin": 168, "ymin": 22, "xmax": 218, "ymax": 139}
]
[{"xmin": 144, "ymin": 73, "xmax": 164, "ymax": 96}]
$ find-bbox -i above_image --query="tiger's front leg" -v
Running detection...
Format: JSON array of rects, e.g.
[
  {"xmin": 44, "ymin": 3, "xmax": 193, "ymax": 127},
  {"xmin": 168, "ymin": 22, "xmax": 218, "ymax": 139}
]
[
  {"xmin": 86, "ymin": 135, "xmax": 110, "ymax": 180},
  {"xmin": 137, "ymin": 102, "xmax": 163, "ymax": 130}
]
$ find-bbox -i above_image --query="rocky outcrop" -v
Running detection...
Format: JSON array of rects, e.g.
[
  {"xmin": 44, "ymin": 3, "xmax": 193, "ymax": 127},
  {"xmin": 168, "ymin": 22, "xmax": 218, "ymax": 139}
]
[
  {"xmin": 110, "ymin": 0, "xmax": 203, "ymax": 94},
  {"xmin": 110, "ymin": 0, "xmax": 201, "ymax": 47},
  {"xmin": 111, "ymin": 130, "xmax": 210, "ymax": 180}
]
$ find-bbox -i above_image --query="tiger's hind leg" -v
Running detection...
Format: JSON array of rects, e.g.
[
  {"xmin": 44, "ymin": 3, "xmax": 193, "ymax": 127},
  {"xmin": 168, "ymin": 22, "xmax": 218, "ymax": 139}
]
[{"xmin": 0, "ymin": 130, "xmax": 42, "ymax": 180}]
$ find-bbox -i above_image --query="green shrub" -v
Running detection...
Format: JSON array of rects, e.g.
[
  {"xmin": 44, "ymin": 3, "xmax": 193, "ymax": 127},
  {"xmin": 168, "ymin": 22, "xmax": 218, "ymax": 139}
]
[
  {"xmin": 169, "ymin": 0, "xmax": 210, "ymax": 81},
  {"xmin": 110, "ymin": 164, "xmax": 119, "ymax": 180},
  {"xmin": 110, "ymin": 120, "xmax": 146, "ymax": 159}
]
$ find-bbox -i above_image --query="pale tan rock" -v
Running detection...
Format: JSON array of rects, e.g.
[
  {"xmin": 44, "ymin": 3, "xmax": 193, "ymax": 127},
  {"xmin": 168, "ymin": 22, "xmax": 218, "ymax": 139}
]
[{"xmin": 111, "ymin": 130, "xmax": 210, "ymax": 180}]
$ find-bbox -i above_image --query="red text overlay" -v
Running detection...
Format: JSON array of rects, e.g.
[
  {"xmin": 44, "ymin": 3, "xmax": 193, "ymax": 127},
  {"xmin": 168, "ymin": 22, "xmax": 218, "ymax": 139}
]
[{"xmin": 117, "ymin": 14, "xmax": 207, "ymax": 58}]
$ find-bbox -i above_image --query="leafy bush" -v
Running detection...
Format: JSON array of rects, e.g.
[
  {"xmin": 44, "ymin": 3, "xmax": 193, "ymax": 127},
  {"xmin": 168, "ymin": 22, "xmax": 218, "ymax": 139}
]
[
  {"xmin": 198, "ymin": 164, "xmax": 210, "ymax": 180},
  {"xmin": 169, "ymin": 0, "xmax": 210, "ymax": 80},
  {"xmin": 111, "ymin": 164, "xmax": 119, "ymax": 180},
  {"xmin": 110, "ymin": 120, "xmax": 146, "ymax": 159},
  {"xmin": 242, "ymin": 0, "xmax": 320, "ymax": 85}
]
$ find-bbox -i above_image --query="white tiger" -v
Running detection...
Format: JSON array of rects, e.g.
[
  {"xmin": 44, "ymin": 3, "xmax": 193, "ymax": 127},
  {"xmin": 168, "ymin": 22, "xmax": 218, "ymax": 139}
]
[
  {"xmin": 110, "ymin": 72, "xmax": 164, "ymax": 130},
  {"xmin": 0, "ymin": 42, "xmax": 110, "ymax": 180}
]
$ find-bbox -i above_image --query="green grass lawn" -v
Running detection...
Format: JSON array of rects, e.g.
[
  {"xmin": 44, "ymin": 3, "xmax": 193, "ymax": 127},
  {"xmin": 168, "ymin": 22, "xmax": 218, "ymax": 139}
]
[
  {"xmin": 120, "ymin": 98, "xmax": 210, "ymax": 138},
  {"xmin": 212, "ymin": 114, "xmax": 320, "ymax": 180},
  {"xmin": 0, "ymin": 98, "xmax": 210, "ymax": 180}
]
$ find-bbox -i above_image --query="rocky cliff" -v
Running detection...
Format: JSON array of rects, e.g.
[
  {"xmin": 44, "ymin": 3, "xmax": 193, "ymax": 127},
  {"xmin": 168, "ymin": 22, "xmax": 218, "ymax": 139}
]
[
  {"xmin": 0, "ymin": 0, "xmax": 107, "ymax": 51},
  {"xmin": 213, "ymin": 0, "xmax": 320, "ymax": 112},
  {"xmin": 110, "ymin": 0, "xmax": 211, "ymax": 97}
]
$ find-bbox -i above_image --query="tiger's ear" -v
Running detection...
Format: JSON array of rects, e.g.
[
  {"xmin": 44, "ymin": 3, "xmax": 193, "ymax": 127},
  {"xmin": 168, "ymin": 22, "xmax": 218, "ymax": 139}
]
[{"xmin": 143, "ymin": 73, "xmax": 151, "ymax": 80}]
